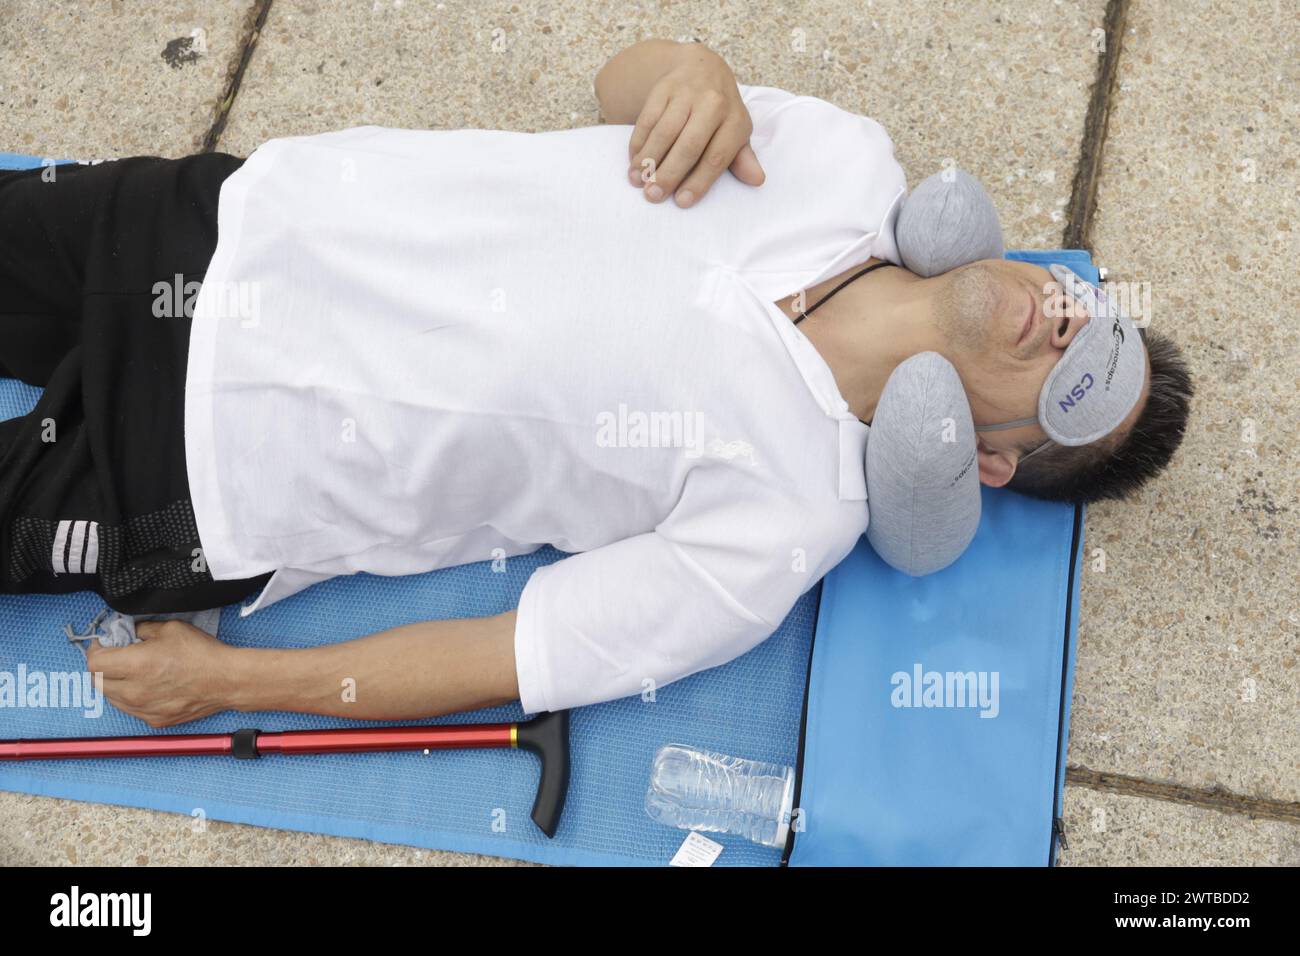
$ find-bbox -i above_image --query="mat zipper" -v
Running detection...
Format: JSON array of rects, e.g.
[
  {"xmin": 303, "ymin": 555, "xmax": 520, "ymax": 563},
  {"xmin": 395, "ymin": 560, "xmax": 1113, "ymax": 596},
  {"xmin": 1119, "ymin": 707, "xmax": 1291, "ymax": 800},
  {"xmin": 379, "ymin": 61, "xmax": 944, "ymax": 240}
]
[
  {"xmin": 1048, "ymin": 502, "xmax": 1084, "ymax": 866},
  {"xmin": 779, "ymin": 580, "xmax": 823, "ymax": 866}
]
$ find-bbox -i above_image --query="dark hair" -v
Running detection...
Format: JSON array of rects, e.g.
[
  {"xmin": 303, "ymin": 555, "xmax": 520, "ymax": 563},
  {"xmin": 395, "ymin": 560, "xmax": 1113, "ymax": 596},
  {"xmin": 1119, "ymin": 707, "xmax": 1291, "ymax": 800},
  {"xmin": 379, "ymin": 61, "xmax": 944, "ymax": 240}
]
[{"xmin": 1006, "ymin": 327, "xmax": 1194, "ymax": 504}]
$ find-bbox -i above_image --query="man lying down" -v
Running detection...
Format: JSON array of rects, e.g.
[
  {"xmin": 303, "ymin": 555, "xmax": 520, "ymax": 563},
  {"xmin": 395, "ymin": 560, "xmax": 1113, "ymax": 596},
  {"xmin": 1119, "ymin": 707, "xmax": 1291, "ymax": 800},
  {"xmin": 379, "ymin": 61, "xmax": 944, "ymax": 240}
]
[{"xmin": 0, "ymin": 39, "xmax": 1193, "ymax": 727}]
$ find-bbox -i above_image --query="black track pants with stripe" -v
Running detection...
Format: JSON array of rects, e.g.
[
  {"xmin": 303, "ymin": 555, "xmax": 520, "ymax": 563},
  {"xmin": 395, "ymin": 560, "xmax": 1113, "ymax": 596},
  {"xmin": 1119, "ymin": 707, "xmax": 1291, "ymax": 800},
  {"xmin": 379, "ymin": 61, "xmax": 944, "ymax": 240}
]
[{"xmin": 0, "ymin": 155, "xmax": 272, "ymax": 614}]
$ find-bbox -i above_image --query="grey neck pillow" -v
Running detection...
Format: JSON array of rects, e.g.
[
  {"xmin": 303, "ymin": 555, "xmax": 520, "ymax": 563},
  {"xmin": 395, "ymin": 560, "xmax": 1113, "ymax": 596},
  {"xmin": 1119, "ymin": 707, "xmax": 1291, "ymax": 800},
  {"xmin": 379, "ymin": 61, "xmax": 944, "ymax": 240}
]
[
  {"xmin": 861, "ymin": 167, "xmax": 1004, "ymax": 575},
  {"xmin": 895, "ymin": 168, "xmax": 1004, "ymax": 278},
  {"xmin": 865, "ymin": 352, "xmax": 982, "ymax": 576}
]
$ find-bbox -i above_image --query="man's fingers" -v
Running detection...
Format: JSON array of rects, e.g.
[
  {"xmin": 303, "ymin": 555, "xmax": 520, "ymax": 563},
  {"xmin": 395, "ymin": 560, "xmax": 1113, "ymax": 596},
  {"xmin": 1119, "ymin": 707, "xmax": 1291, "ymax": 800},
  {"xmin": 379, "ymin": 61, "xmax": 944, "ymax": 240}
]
[
  {"xmin": 99, "ymin": 677, "xmax": 170, "ymax": 726},
  {"xmin": 643, "ymin": 98, "xmax": 727, "ymax": 203},
  {"xmin": 626, "ymin": 92, "xmax": 763, "ymax": 207},
  {"xmin": 98, "ymin": 676, "xmax": 143, "ymax": 712},
  {"xmin": 84, "ymin": 642, "xmax": 130, "ymax": 679},
  {"xmin": 626, "ymin": 87, "xmax": 669, "ymax": 164},
  {"xmin": 629, "ymin": 99, "xmax": 690, "ymax": 192},
  {"xmin": 727, "ymin": 141, "xmax": 766, "ymax": 187},
  {"xmin": 675, "ymin": 118, "xmax": 762, "ymax": 207},
  {"xmin": 99, "ymin": 675, "xmax": 128, "ymax": 699},
  {"xmin": 657, "ymin": 109, "xmax": 731, "ymax": 206}
]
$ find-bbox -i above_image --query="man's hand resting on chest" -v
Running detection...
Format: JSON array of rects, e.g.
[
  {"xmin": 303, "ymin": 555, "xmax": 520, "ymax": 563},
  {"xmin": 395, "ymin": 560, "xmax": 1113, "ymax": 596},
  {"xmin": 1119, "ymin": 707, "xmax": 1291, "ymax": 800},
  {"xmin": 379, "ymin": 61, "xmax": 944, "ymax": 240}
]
[{"xmin": 595, "ymin": 38, "xmax": 766, "ymax": 208}]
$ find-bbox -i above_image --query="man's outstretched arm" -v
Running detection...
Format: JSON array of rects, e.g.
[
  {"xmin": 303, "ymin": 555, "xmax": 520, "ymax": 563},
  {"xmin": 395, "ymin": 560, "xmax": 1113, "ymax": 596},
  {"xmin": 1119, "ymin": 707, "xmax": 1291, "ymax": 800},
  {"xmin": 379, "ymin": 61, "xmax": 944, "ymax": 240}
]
[{"xmin": 86, "ymin": 612, "xmax": 520, "ymax": 727}]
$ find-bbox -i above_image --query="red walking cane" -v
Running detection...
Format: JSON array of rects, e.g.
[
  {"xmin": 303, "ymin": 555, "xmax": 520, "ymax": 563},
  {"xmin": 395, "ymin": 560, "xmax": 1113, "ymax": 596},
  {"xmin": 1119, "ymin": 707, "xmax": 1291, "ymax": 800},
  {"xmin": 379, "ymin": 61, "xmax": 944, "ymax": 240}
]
[{"xmin": 0, "ymin": 709, "xmax": 570, "ymax": 838}]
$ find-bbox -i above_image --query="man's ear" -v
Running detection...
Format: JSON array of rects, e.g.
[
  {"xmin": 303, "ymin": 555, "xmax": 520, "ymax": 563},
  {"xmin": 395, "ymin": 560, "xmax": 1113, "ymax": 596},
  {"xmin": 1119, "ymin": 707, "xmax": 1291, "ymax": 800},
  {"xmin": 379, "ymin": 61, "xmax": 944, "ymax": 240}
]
[{"xmin": 976, "ymin": 442, "xmax": 1017, "ymax": 488}]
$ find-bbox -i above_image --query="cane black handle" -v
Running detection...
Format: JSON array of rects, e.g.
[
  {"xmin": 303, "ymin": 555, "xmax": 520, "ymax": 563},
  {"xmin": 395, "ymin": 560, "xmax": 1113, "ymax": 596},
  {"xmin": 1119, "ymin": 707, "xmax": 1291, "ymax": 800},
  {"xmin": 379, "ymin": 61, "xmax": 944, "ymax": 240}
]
[{"xmin": 514, "ymin": 709, "xmax": 570, "ymax": 839}]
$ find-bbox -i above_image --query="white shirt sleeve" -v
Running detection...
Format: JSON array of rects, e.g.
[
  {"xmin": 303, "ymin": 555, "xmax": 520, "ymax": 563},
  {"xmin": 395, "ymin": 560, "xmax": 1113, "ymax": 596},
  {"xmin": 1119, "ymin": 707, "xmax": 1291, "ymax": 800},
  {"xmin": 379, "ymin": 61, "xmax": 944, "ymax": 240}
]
[
  {"xmin": 513, "ymin": 481, "xmax": 862, "ymax": 714},
  {"xmin": 736, "ymin": 82, "xmax": 803, "ymax": 131}
]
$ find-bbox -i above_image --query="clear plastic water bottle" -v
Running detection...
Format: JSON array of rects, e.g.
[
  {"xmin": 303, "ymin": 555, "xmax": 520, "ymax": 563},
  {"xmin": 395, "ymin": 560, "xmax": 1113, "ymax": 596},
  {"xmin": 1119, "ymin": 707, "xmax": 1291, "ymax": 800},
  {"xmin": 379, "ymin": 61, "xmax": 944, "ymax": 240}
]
[{"xmin": 645, "ymin": 744, "xmax": 796, "ymax": 849}]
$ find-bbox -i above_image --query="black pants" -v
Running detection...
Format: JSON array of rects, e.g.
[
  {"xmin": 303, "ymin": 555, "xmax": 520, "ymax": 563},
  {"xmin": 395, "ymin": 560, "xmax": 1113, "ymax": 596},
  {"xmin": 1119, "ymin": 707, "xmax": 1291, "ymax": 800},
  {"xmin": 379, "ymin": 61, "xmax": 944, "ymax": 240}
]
[{"xmin": 0, "ymin": 155, "xmax": 272, "ymax": 614}]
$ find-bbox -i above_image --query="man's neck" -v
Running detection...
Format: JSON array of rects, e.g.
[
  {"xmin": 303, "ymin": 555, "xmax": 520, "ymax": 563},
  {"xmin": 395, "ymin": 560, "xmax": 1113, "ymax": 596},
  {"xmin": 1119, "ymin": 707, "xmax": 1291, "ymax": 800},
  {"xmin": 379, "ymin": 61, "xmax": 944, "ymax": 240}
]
[{"xmin": 776, "ymin": 262, "xmax": 944, "ymax": 423}]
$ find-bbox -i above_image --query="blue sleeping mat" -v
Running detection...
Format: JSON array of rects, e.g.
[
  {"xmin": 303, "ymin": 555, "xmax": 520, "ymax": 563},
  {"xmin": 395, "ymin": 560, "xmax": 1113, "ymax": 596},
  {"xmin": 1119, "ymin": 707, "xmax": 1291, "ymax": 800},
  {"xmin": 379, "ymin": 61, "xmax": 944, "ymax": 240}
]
[{"xmin": 0, "ymin": 151, "xmax": 1085, "ymax": 866}]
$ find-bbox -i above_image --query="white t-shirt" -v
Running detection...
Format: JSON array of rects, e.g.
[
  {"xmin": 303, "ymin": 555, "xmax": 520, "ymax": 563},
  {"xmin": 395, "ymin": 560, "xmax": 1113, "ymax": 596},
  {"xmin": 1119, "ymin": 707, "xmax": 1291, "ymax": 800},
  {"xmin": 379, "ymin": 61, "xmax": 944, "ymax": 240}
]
[{"xmin": 186, "ymin": 83, "xmax": 908, "ymax": 714}]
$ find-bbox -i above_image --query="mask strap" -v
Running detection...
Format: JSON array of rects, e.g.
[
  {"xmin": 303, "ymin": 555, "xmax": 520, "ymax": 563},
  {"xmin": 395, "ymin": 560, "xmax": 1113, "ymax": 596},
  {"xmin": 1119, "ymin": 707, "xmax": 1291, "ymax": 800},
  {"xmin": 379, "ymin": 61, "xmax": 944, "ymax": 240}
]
[
  {"xmin": 974, "ymin": 417, "xmax": 1053, "ymax": 464},
  {"xmin": 974, "ymin": 416, "xmax": 1037, "ymax": 432},
  {"xmin": 1016, "ymin": 438, "xmax": 1054, "ymax": 463}
]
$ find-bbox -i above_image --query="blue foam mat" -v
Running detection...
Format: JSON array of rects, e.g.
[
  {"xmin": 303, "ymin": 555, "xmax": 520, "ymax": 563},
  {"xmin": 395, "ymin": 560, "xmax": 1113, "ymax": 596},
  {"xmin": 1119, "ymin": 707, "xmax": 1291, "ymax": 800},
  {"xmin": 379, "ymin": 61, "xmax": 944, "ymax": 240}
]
[
  {"xmin": 789, "ymin": 487, "xmax": 1084, "ymax": 865},
  {"xmin": 0, "ymin": 154, "xmax": 50, "ymax": 168}
]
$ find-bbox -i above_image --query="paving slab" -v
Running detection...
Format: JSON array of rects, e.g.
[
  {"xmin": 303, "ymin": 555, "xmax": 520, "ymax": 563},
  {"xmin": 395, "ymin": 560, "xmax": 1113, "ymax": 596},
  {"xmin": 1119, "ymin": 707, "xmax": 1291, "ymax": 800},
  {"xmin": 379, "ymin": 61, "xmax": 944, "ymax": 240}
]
[
  {"xmin": 1070, "ymin": 0, "xmax": 1300, "ymax": 806},
  {"xmin": 0, "ymin": 791, "xmax": 536, "ymax": 865},
  {"xmin": 218, "ymin": 0, "xmax": 1106, "ymax": 250},
  {"xmin": 11, "ymin": 783, "xmax": 1296, "ymax": 867},
  {"xmin": 0, "ymin": 0, "xmax": 259, "ymax": 158},
  {"xmin": 1060, "ymin": 784, "xmax": 1300, "ymax": 866}
]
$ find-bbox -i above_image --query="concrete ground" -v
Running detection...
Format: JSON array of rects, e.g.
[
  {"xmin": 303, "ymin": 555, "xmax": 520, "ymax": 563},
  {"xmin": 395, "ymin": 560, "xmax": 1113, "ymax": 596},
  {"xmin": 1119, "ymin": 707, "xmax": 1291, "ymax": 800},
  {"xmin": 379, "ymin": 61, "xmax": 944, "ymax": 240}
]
[{"xmin": 0, "ymin": 0, "xmax": 1296, "ymax": 865}]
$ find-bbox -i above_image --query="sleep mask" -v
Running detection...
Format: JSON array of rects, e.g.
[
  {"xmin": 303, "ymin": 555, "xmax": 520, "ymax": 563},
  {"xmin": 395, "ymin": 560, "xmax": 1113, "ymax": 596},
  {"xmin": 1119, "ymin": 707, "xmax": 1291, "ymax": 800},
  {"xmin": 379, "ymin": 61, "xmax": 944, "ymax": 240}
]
[{"xmin": 975, "ymin": 263, "xmax": 1146, "ymax": 459}]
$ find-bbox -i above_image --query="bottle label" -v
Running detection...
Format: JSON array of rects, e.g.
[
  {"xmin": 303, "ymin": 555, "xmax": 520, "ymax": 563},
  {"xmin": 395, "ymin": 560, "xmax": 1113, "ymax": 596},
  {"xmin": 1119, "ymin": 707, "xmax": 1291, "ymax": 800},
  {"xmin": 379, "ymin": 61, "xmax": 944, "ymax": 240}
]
[
  {"xmin": 669, "ymin": 831, "xmax": 724, "ymax": 867},
  {"xmin": 773, "ymin": 769, "xmax": 796, "ymax": 850}
]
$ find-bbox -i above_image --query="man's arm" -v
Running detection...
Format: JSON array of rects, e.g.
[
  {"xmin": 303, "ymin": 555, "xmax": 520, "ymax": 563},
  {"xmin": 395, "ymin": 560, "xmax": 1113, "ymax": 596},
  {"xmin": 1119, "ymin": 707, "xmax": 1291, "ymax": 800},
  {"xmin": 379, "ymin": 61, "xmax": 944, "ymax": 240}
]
[
  {"xmin": 88, "ymin": 612, "xmax": 519, "ymax": 726},
  {"xmin": 227, "ymin": 611, "xmax": 519, "ymax": 720},
  {"xmin": 593, "ymin": 38, "xmax": 700, "ymax": 125}
]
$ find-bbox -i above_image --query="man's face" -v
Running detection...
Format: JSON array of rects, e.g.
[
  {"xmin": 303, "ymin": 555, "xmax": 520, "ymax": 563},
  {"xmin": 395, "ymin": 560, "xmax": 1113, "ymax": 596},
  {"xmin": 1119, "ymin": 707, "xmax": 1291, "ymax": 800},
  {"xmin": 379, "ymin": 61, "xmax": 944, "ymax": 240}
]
[{"xmin": 932, "ymin": 259, "xmax": 1148, "ymax": 479}]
